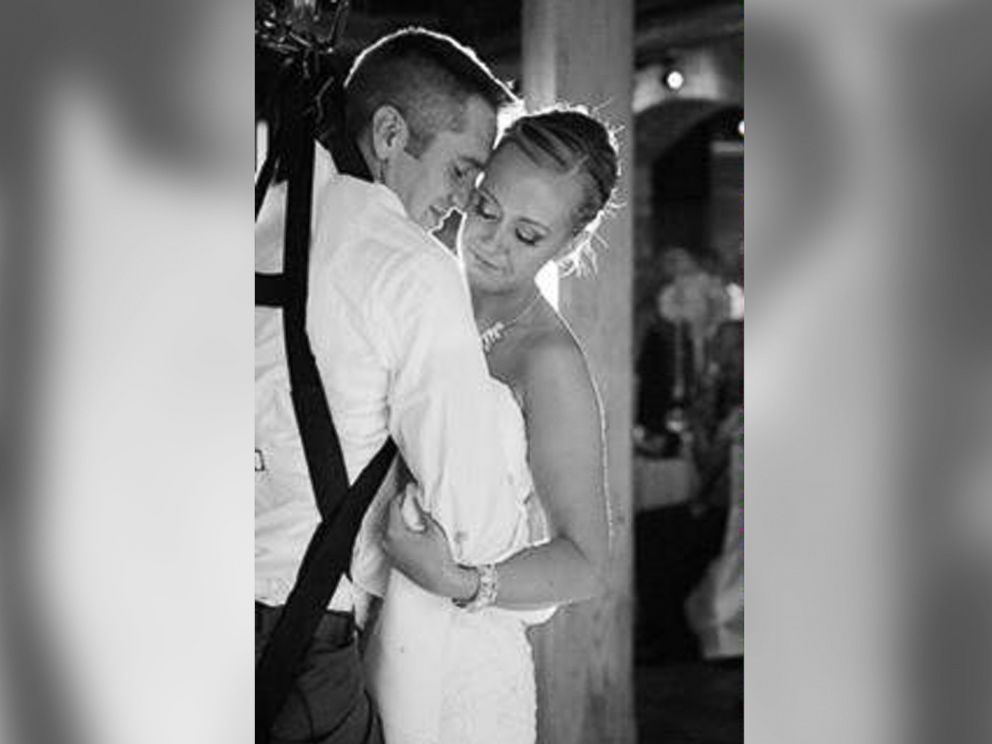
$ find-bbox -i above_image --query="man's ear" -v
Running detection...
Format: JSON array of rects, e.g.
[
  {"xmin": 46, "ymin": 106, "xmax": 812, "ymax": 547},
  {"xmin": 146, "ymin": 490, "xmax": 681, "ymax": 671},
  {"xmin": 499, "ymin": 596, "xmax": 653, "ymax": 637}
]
[{"xmin": 369, "ymin": 105, "xmax": 410, "ymax": 162}]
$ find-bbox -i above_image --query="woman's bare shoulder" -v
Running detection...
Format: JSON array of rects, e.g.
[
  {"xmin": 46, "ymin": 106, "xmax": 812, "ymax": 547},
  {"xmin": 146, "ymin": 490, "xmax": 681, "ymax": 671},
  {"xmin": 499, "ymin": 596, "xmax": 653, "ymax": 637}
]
[{"xmin": 518, "ymin": 320, "xmax": 597, "ymax": 405}]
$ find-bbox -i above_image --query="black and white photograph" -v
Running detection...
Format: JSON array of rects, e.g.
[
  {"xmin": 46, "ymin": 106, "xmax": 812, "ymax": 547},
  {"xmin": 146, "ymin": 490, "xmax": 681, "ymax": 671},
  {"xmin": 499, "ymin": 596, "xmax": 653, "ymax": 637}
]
[
  {"xmin": 3, "ymin": 1, "xmax": 992, "ymax": 743},
  {"xmin": 255, "ymin": 2, "xmax": 741, "ymax": 742}
]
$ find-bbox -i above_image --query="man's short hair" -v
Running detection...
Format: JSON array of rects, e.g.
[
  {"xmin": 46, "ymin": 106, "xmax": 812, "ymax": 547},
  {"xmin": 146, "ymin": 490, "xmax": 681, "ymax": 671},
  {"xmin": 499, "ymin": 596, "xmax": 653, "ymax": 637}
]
[{"xmin": 344, "ymin": 27, "xmax": 516, "ymax": 156}]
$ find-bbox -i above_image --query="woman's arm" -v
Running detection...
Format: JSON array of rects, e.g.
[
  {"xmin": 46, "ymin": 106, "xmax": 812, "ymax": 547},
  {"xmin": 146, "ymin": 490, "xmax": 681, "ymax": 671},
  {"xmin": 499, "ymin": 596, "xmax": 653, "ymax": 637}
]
[
  {"xmin": 381, "ymin": 337, "xmax": 612, "ymax": 609},
  {"xmin": 489, "ymin": 337, "xmax": 610, "ymax": 608}
]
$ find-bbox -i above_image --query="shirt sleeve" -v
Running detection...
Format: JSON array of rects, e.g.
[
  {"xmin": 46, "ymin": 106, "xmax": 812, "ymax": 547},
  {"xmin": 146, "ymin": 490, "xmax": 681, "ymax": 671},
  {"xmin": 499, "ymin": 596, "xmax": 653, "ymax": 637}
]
[{"xmin": 374, "ymin": 252, "xmax": 523, "ymax": 567}]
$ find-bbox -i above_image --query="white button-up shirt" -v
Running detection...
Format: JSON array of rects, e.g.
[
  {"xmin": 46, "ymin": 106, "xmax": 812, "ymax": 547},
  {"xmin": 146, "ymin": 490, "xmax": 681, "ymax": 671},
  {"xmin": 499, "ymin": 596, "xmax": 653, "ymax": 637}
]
[{"xmin": 256, "ymin": 147, "xmax": 522, "ymax": 611}]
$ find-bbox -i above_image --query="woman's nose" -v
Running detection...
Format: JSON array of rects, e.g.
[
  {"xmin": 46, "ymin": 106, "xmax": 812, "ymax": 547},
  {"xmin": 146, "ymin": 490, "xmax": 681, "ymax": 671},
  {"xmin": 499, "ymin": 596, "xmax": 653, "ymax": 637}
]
[{"xmin": 474, "ymin": 224, "xmax": 502, "ymax": 254}]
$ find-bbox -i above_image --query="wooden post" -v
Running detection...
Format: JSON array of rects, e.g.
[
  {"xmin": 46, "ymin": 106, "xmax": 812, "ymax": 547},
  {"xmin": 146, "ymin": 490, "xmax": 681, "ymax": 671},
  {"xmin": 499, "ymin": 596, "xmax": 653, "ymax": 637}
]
[{"xmin": 522, "ymin": 1, "xmax": 636, "ymax": 743}]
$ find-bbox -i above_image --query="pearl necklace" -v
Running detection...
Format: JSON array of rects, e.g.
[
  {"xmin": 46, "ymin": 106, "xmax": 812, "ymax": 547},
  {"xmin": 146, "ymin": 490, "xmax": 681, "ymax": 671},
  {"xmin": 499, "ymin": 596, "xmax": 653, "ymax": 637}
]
[{"xmin": 479, "ymin": 292, "xmax": 542, "ymax": 354}]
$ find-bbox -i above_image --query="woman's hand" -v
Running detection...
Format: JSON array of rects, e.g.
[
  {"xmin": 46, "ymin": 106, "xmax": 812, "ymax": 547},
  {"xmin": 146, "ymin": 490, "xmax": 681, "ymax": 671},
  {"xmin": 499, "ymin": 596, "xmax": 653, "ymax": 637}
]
[{"xmin": 381, "ymin": 487, "xmax": 478, "ymax": 601}]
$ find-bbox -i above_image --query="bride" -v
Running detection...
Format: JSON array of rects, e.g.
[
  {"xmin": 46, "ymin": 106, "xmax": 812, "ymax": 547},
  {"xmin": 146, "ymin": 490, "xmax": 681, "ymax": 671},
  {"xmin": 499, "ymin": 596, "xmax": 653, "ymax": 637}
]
[{"xmin": 355, "ymin": 107, "xmax": 619, "ymax": 744}]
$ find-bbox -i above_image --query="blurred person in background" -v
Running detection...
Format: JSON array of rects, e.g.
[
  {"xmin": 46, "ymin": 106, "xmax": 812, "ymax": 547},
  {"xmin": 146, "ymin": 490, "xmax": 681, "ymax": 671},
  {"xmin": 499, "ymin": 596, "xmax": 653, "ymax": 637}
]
[
  {"xmin": 633, "ymin": 246, "xmax": 739, "ymax": 662},
  {"xmin": 635, "ymin": 247, "xmax": 697, "ymax": 455},
  {"xmin": 636, "ymin": 247, "xmax": 731, "ymax": 456}
]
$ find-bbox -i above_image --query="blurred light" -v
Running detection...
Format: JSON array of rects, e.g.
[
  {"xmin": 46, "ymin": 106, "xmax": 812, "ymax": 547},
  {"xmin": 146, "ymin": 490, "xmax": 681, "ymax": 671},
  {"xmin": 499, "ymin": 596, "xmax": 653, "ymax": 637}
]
[
  {"xmin": 664, "ymin": 69, "xmax": 685, "ymax": 91},
  {"xmin": 633, "ymin": 64, "xmax": 668, "ymax": 113},
  {"xmin": 728, "ymin": 283, "xmax": 745, "ymax": 320},
  {"xmin": 738, "ymin": 118, "xmax": 745, "ymax": 137}
]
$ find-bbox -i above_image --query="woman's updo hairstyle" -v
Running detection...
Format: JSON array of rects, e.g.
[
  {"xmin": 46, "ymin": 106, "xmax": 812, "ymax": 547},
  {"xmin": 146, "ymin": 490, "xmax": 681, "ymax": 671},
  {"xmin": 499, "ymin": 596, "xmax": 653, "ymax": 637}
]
[{"xmin": 498, "ymin": 106, "xmax": 620, "ymax": 273}]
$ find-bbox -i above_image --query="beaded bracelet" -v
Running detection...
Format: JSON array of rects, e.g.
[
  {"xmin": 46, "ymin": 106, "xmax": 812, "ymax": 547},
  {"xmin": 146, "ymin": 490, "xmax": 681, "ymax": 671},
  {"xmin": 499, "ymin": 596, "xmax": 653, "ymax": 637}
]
[{"xmin": 454, "ymin": 564, "xmax": 499, "ymax": 612}]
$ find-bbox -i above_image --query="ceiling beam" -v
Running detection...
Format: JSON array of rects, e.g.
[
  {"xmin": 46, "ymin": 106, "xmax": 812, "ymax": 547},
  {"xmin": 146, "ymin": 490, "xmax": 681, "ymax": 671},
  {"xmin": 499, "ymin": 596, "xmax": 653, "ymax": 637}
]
[
  {"xmin": 340, "ymin": 3, "xmax": 743, "ymax": 73},
  {"xmin": 636, "ymin": 3, "xmax": 743, "ymax": 61}
]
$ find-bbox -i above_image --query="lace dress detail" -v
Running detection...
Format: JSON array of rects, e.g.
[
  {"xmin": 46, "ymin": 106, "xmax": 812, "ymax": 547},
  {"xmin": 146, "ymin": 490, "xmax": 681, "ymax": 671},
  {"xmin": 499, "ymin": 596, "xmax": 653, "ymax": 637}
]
[
  {"xmin": 357, "ymin": 379, "xmax": 553, "ymax": 744},
  {"xmin": 439, "ymin": 609, "xmax": 537, "ymax": 743},
  {"xmin": 434, "ymin": 380, "xmax": 549, "ymax": 744}
]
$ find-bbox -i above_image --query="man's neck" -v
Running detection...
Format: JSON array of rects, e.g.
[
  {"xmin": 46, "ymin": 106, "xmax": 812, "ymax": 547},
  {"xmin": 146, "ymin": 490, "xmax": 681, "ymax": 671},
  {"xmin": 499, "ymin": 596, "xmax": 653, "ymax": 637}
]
[
  {"xmin": 318, "ymin": 130, "xmax": 375, "ymax": 183},
  {"xmin": 356, "ymin": 138, "xmax": 378, "ymax": 182}
]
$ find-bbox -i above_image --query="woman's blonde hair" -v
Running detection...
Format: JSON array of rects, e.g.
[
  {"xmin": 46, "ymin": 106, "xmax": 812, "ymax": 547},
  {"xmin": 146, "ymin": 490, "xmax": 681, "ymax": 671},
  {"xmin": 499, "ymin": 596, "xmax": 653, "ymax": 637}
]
[{"xmin": 498, "ymin": 106, "xmax": 620, "ymax": 273}]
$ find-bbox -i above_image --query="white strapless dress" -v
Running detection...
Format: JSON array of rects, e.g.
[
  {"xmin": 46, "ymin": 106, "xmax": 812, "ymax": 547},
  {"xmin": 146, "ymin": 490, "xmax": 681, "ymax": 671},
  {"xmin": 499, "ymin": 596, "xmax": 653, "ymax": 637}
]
[{"xmin": 352, "ymin": 379, "xmax": 554, "ymax": 744}]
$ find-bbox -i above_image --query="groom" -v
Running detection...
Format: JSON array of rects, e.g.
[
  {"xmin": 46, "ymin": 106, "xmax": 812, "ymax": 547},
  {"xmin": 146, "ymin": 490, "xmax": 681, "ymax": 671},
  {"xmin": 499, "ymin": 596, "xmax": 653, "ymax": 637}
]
[{"xmin": 256, "ymin": 28, "xmax": 523, "ymax": 743}]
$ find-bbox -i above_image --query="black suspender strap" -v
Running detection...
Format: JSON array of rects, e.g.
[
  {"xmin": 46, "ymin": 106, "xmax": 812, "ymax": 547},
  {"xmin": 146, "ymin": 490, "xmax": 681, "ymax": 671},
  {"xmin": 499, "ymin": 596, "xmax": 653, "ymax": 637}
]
[
  {"xmin": 255, "ymin": 148, "xmax": 278, "ymax": 219},
  {"xmin": 280, "ymin": 111, "xmax": 352, "ymax": 513},
  {"xmin": 254, "ymin": 274, "xmax": 286, "ymax": 308},
  {"xmin": 254, "ymin": 73, "xmax": 396, "ymax": 742}
]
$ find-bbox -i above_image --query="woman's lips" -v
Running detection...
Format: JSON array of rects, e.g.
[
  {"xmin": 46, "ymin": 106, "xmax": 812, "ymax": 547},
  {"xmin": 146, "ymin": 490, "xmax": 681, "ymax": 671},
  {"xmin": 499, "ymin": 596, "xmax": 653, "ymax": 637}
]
[{"xmin": 467, "ymin": 247, "xmax": 501, "ymax": 273}]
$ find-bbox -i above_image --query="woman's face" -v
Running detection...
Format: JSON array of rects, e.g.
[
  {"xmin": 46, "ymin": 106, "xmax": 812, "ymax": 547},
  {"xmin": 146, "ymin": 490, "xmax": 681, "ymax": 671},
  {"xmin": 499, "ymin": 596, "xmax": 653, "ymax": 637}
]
[{"xmin": 458, "ymin": 142, "xmax": 584, "ymax": 294}]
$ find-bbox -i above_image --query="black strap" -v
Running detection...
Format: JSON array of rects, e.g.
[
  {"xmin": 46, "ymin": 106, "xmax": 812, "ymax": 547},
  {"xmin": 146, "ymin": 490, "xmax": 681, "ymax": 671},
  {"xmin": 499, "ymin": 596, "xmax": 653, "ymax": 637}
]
[
  {"xmin": 254, "ymin": 438, "xmax": 395, "ymax": 740},
  {"xmin": 254, "ymin": 274, "xmax": 286, "ymax": 308},
  {"xmin": 255, "ymin": 149, "xmax": 278, "ymax": 219},
  {"xmin": 280, "ymin": 110, "xmax": 353, "ymax": 512},
  {"xmin": 254, "ymin": 72, "xmax": 394, "ymax": 741},
  {"xmin": 256, "ymin": 109, "xmax": 287, "ymax": 310}
]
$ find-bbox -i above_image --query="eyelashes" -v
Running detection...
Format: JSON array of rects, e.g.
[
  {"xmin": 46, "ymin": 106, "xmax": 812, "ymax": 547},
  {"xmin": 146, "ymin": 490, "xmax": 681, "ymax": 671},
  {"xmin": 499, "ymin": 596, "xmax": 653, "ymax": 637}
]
[{"xmin": 470, "ymin": 192, "xmax": 544, "ymax": 246}]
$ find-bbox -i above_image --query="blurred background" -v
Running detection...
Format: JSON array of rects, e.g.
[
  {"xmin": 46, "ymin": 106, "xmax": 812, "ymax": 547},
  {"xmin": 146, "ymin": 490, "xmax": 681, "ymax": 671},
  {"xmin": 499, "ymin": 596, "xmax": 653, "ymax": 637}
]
[{"xmin": 3, "ymin": 0, "xmax": 992, "ymax": 743}]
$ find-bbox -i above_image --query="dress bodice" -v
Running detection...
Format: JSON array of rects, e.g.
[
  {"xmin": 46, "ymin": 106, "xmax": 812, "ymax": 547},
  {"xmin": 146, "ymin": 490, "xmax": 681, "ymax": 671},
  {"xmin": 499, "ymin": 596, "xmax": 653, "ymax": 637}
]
[{"xmin": 489, "ymin": 378, "xmax": 551, "ymax": 553}]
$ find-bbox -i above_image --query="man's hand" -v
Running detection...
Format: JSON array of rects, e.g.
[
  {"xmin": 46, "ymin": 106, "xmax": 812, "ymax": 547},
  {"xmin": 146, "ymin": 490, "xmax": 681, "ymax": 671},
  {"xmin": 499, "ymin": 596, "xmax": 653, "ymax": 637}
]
[{"xmin": 381, "ymin": 486, "xmax": 478, "ymax": 601}]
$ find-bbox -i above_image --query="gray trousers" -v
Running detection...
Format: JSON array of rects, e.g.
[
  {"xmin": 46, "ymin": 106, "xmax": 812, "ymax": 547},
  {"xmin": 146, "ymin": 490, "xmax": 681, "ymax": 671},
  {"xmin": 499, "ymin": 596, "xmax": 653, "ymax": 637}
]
[{"xmin": 256, "ymin": 603, "xmax": 384, "ymax": 744}]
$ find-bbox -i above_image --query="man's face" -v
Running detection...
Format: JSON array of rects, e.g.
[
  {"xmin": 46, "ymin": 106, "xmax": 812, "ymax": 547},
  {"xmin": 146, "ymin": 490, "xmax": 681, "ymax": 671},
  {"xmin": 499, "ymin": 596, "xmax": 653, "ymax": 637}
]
[{"xmin": 391, "ymin": 95, "xmax": 498, "ymax": 231}]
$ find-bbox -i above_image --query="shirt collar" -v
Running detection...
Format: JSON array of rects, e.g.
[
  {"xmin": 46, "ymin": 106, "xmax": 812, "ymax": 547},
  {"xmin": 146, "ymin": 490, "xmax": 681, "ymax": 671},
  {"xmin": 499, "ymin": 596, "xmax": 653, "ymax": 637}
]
[{"xmin": 367, "ymin": 180, "xmax": 408, "ymax": 219}]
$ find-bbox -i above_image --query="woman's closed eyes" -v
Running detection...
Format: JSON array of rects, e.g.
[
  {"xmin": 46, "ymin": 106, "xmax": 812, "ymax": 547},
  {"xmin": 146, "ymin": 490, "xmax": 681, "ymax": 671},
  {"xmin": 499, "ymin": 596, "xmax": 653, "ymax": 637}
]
[
  {"xmin": 515, "ymin": 228, "xmax": 540, "ymax": 246},
  {"xmin": 471, "ymin": 191, "xmax": 548, "ymax": 247}
]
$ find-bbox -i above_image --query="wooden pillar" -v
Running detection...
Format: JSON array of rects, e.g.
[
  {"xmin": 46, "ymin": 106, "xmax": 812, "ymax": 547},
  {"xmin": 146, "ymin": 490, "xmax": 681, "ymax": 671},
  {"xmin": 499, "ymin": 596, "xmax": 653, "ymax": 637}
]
[{"xmin": 522, "ymin": 1, "xmax": 636, "ymax": 743}]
